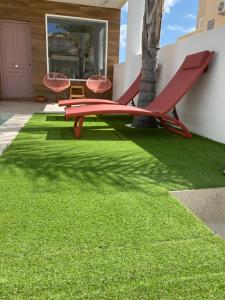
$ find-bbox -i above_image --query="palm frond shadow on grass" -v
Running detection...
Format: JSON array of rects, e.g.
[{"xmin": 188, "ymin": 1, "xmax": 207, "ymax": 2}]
[
  {"xmin": 101, "ymin": 116, "xmax": 225, "ymax": 190},
  {"xmin": 3, "ymin": 114, "xmax": 225, "ymax": 192},
  {"xmin": 2, "ymin": 138, "xmax": 187, "ymax": 193}
]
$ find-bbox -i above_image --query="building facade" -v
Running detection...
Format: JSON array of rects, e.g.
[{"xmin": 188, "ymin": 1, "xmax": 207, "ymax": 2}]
[
  {"xmin": 0, "ymin": 0, "xmax": 124, "ymax": 101},
  {"xmin": 197, "ymin": 0, "xmax": 225, "ymax": 32},
  {"xmin": 178, "ymin": 0, "xmax": 225, "ymax": 41}
]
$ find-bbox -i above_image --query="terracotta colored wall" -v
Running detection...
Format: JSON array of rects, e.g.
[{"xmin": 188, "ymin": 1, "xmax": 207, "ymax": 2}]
[
  {"xmin": 0, "ymin": 0, "xmax": 120, "ymax": 100},
  {"xmin": 197, "ymin": 0, "xmax": 225, "ymax": 31}
]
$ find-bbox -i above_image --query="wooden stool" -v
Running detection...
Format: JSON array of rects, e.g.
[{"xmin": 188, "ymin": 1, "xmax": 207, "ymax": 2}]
[{"xmin": 70, "ymin": 85, "xmax": 85, "ymax": 99}]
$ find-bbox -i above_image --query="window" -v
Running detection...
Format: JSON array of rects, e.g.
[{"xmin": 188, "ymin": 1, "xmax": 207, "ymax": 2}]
[
  {"xmin": 207, "ymin": 19, "xmax": 215, "ymax": 31},
  {"xmin": 46, "ymin": 14, "xmax": 108, "ymax": 81}
]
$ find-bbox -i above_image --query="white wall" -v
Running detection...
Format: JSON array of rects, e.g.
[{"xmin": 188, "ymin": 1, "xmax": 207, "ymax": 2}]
[
  {"xmin": 113, "ymin": 0, "xmax": 144, "ymax": 101},
  {"xmin": 158, "ymin": 26, "xmax": 225, "ymax": 144},
  {"xmin": 113, "ymin": 54, "xmax": 141, "ymax": 102},
  {"xmin": 125, "ymin": 0, "xmax": 144, "ymax": 91},
  {"xmin": 113, "ymin": 62, "xmax": 126, "ymax": 100},
  {"xmin": 113, "ymin": 25, "xmax": 225, "ymax": 144}
]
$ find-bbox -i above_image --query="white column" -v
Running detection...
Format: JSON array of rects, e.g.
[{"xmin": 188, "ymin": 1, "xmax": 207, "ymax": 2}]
[
  {"xmin": 124, "ymin": 0, "xmax": 145, "ymax": 89},
  {"xmin": 112, "ymin": 0, "xmax": 144, "ymax": 101}
]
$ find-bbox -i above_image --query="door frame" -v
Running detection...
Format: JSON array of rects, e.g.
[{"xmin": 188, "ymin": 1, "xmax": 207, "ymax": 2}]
[{"xmin": 0, "ymin": 19, "xmax": 33, "ymax": 99}]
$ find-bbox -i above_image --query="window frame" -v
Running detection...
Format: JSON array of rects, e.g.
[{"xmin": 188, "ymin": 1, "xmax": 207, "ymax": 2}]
[
  {"xmin": 207, "ymin": 19, "xmax": 215, "ymax": 31},
  {"xmin": 45, "ymin": 14, "xmax": 108, "ymax": 81}
]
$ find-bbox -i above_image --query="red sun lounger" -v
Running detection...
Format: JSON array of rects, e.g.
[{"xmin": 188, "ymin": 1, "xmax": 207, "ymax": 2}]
[
  {"xmin": 58, "ymin": 72, "xmax": 141, "ymax": 107},
  {"xmin": 65, "ymin": 51, "xmax": 215, "ymax": 139}
]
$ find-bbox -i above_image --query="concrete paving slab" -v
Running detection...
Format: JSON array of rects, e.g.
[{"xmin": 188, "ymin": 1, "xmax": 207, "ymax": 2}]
[
  {"xmin": 171, "ymin": 188, "xmax": 225, "ymax": 239},
  {"xmin": 0, "ymin": 101, "xmax": 65, "ymax": 155},
  {"xmin": 0, "ymin": 114, "xmax": 32, "ymax": 155},
  {"xmin": 0, "ymin": 101, "xmax": 64, "ymax": 114}
]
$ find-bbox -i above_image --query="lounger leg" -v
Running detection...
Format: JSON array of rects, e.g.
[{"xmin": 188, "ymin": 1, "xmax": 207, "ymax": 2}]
[
  {"xmin": 74, "ymin": 116, "xmax": 79, "ymax": 128},
  {"xmin": 160, "ymin": 115, "xmax": 192, "ymax": 138},
  {"xmin": 131, "ymin": 99, "xmax": 136, "ymax": 107},
  {"xmin": 204, "ymin": 66, "xmax": 208, "ymax": 73},
  {"xmin": 171, "ymin": 107, "xmax": 179, "ymax": 120},
  {"xmin": 73, "ymin": 117, "xmax": 84, "ymax": 138},
  {"xmin": 64, "ymin": 107, "xmax": 67, "ymax": 120}
]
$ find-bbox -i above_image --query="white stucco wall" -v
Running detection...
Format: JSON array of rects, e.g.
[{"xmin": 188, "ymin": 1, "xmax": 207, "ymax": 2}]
[
  {"xmin": 113, "ymin": 25, "xmax": 225, "ymax": 144},
  {"xmin": 113, "ymin": 54, "xmax": 141, "ymax": 101},
  {"xmin": 113, "ymin": 62, "xmax": 126, "ymax": 100},
  {"xmin": 158, "ymin": 26, "xmax": 225, "ymax": 144},
  {"xmin": 113, "ymin": 0, "xmax": 144, "ymax": 101},
  {"xmin": 125, "ymin": 0, "xmax": 145, "ymax": 89}
]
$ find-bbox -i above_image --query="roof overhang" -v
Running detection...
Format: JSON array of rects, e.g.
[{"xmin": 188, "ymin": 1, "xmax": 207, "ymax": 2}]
[{"xmin": 47, "ymin": 0, "xmax": 127, "ymax": 9}]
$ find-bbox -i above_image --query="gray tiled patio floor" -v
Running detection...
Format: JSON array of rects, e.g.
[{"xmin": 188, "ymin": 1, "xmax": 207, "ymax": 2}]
[{"xmin": 0, "ymin": 101, "xmax": 64, "ymax": 155}]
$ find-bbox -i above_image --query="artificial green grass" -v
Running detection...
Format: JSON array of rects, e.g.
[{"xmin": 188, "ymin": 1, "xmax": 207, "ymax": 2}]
[{"xmin": 0, "ymin": 114, "xmax": 225, "ymax": 299}]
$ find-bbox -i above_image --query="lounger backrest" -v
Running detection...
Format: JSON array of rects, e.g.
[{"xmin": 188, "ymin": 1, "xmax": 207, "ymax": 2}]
[
  {"xmin": 117, "ymin": 72, "xmax": 142, "ymax": 105},
  {"xmin": 147, "ymin": 51, "xmax": 215, "ymax": 114}
]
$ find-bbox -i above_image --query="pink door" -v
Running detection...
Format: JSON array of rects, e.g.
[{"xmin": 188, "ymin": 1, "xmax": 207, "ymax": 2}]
[{"xmin": 0, "ymin": 20, "xmax": 33, "ymax": 98}]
